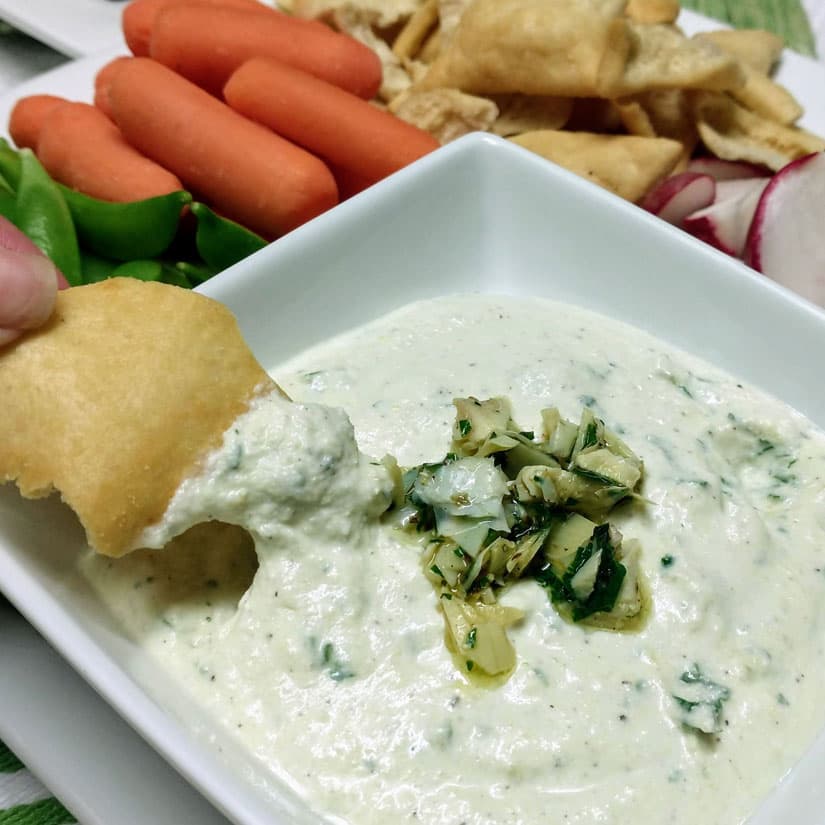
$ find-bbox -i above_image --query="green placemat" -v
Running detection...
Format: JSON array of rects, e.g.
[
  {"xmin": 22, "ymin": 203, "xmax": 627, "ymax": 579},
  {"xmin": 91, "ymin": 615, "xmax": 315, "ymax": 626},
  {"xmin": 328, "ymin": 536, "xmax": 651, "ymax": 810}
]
[
  {"xmin": 681, "ymin": 0, "xmax": 817, "ymax": 55},
  {"xmin": 0, "ymin": 742, "xmax": 75, "ymax": 825}
]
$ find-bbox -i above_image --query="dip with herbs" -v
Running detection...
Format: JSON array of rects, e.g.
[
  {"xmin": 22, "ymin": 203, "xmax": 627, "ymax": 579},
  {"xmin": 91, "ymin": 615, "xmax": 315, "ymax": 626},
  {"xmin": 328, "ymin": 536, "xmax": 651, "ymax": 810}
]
[{"xmin": 81, "ymin": 294, "xmax": 825, "ymax": 825}]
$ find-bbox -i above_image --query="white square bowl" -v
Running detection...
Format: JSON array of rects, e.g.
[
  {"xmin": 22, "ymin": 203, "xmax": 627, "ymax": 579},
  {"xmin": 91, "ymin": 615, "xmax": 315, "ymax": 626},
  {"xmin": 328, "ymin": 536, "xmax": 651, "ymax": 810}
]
[{"xmin": 2, "ymin": 133, "xmax": 824, "ymax": 824}]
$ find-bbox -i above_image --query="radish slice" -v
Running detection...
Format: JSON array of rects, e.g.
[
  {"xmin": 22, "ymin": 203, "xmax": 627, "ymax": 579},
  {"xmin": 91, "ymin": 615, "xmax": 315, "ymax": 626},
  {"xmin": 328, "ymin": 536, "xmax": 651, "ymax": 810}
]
[
  {"xmin": 744, "ymin": 152, "xmax": 825, "ymax": 306},
  {"xmin": 683, "ymin": 177, "xmax": 769, "ymax": 258},
  {"xmin": 641, "ymin": 172, "xmax": 715, "ymax": 228},
  {"xmin": 686, "ymin": 157, "xmax": 769, "ymax": 181},
  {"xmin": 715, "ymin": 178, "xmax": 769, "ymax": 201}
]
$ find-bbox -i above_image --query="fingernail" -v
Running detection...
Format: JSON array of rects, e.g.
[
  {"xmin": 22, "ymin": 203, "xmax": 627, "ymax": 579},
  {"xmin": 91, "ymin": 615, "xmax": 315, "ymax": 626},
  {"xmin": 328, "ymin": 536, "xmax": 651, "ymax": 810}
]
[{"xmin": 0, "ymin": 250, "xmax": 59, "ymax": 332}]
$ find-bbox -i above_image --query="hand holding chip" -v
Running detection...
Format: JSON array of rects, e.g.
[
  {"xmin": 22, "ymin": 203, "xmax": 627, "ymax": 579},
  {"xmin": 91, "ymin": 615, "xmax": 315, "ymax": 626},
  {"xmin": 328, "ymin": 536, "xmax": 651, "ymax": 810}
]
[{"xmin": 0, "ymin": 216, "xmax": 62, "ymax": 346}]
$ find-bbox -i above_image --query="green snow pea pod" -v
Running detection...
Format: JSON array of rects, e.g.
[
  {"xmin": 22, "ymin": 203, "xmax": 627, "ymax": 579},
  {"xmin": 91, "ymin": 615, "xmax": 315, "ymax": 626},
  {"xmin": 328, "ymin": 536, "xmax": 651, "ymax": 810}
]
[
  {"xmin": 110, "ymin": 259, "xmax": 165, "ymax": 282},
  {"xmin": 191, "ymin": 202, "xmax": 267, "ymax": 272},
  {"xmin": 174, "ymin": 260, "xmax": 215, "ymax": 286},
  {"xmin": 81, "ymin": 250, "xmax": 118, "ymax": 283},
  {"xmin": 15, "ymin": 149, "xmax": 82, "ymax": 286},
  {"xmin": 161, "ymin": 264, "xmax": 194, "ymax": 289},
  {"xmin": 0, "ymin": 138, "xmax": 21, "ymax": 190},
  {"xmin": 0, "ymin": 178, "xmax": 15, "ymax": 223},
  {"xmin": 64, "ymin": 188, "xmax": 192, "ymax": 261}
]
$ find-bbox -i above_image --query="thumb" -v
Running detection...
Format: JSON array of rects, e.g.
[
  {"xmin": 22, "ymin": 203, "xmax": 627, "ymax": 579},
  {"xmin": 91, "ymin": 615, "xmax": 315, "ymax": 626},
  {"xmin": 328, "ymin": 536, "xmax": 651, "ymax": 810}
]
[{"xmin": 0, "ymin": 247, "xmax": 60, "ymax": 346}]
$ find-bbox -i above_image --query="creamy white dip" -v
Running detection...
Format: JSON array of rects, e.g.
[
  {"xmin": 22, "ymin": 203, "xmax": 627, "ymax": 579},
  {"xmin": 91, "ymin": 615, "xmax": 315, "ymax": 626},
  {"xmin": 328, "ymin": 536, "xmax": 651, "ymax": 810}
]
[{"xmin": 81, "ymin": 294, "xmax": 825, "ymax": 825}]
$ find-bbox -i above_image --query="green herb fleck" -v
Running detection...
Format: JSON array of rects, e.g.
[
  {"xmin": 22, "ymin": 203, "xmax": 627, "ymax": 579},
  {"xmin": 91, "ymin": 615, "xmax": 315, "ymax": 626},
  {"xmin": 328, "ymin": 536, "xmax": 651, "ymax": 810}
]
[
  {"xmin": 466, "ymin": 627, "xmax": 477, "ymax": 649},
  {"xmin": 458, "ymin": 419, "xmax": 472, "ymax": 437},
  {"xmin": 320, "ymin": 641, "xmax": 355, "ymax": 682}
]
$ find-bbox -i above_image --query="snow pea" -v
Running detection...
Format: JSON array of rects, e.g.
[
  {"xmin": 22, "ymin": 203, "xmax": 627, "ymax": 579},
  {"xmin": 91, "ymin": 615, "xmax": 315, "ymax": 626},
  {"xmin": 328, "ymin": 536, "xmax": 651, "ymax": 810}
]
[
  {"xmin": 174, "ymin": 260, "xmax": 215, "ymax": 285},
  {"xmin": 81, "ymin": 250, "xmax": 117, "ymax": 283},
  {"xmin": 191, "ymin": 202, "xmax": 267, "ymax": 272},
  {"xmin": 0, "ymin": 139, "xmax": 21, "ymax": 190},
  {"xmin": 0, "ymin": 178, "xmax": 15, "ymax": 223},
  {"xmin": 110, "ymin": 259, "xmax": 165, "ymax": 281},
  {"xmin": 65, "ymin": 188, "xmax": 192, "ymax": 261},
  {"xmin": 15, "ymin": 149, "xmax": 82, "ymax": 286}
]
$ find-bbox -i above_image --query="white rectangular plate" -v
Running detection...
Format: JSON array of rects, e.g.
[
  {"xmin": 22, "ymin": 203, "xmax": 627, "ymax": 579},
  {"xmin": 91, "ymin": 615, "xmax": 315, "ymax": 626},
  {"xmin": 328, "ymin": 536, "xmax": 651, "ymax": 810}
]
[
  {"xmin": 0, "ymin": 0, "xmax": 126, "ymax": 58},
  {"xmin": 3, "ymin": 132, "xmax": 825, "ymax": 824}
]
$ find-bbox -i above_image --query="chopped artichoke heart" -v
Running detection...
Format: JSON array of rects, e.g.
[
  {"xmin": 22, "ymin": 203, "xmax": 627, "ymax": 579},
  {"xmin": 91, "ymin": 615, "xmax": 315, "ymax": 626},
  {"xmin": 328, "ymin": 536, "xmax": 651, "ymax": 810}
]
[
  {"xmin": 392, "ymin": 395, "xmax": 649, "ymax": 684},
  {"xmin": 476, "ymin": 433, "xmax": 521, "ymax": 457},
  {"xmin": 602, "ymin": 426, "xmax": 640, "ymax": 463},
  {"xmin": 441, "ymin": 594, "xmax": 522, "ymax": 677},
  {"xmin": 452, "ymin": 396, "xmax": 513, "ymax": 456},
  {"xmin": 546, "ymin": 513, "xmax": 598, "ymax": 573},
  {"xmin": 513, "ymin": 465, "xmax": 561, "ymax": 504},
  {"xmin": 414, "ymin": 457, "xmax": 509, "ymax": 554},
  {"xmin": 485, "ymin": 536, "xmax": 517, "ymax": 580},
  {"xmin": 548, "ymin": 469, "xmax": 630, "ymax": 520},
  {"xmin": 505, "ymin": 528, "xmax": 549, "ymax": 579},
  {"xmin": 428, "ymin": 539, "xmax": 470, "ymax": 587},
  {"xmin": 570, "ymin": 408, "xmax": 604, "ymax": 462},
  {"xmin": 542, "ymin": 407, "xmax": 579, "ymax": 461},
  {"xmin": 435, "ymin": 514, "xmax": 504, "ymax": 557},
  {"xmin": 415, "ymin": 456, "xmax": 509, "ymax": 518},
  {"xmin": 611, "ymin": 539, "xmax": 643, "ymax": 618},
  {"xmin": 569, "ymin": 548, "xmax": 602, "ymax": 601},
  {"xmin": 501, "ymin": 436, "xmax": 560, "ymax": 478},
  {"xmin": 573, "ymin": 448, "xmax": 642, "ymax": 489}
]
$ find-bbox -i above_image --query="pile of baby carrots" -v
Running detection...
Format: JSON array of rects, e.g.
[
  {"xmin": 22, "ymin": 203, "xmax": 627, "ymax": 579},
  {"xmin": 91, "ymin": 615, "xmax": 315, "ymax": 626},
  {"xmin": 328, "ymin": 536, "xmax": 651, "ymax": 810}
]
[{"xmin": 8, "ymin": 0, "xmax": 440, "ymax": 244}]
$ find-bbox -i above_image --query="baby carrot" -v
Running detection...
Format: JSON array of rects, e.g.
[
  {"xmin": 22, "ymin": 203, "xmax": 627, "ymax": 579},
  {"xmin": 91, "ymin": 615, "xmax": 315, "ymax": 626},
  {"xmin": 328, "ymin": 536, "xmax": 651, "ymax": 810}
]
[
  {"xmin": 9, "ymin": 94, "xmax": 70, "ymax": 150},
  {"xmin": 224, "ymin": 58, "xmax": 440, "ymax": 186},
  {"xmin": 106, "ymin": 57, "xmax": 338, "ymax": 237},
  {"xmin": 35, "ymin": 102, "xmax": 184, "ymax": 203},
  {"xmin": 93, "ymin": 57, "xmax": 131, "ymax": 119},
  {"xmin": 122, "ymin": 0, "xmax": 265, "ymax": 57},
  {"xmin": 149, "ymin": 5, "xmax": 382, "ymax": 98}
]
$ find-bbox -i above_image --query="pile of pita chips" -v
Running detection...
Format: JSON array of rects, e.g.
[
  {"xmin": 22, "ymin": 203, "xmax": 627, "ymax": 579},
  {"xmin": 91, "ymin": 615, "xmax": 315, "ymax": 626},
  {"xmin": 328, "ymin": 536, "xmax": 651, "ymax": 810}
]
[
  {"xmin": 285, "ymin": 0, "xmax": 825, "ymax": 201},
  {"xmin": 0, "ymin": 278, "xmax": 279, "ymax": 557}
]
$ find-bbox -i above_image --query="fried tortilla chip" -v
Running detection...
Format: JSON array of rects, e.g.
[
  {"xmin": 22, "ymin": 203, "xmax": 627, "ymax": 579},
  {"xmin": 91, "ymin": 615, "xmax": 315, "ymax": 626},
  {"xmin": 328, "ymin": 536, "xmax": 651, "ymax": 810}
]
[
  {"xmin": 602, "ymin": 22, "xmax": 746, "ymax": 98},
  {"xmin": 0, "ymin": 278, "xmax": 278, "ymax": 557},
  {"xmin": 438, "ymin": 0, "xmax": 471, "ymax": 44},
  {"xmin": 291, "ymin": 0, "xmax": 422, "ymax": 28},
  {"xmin": 510, "ymin": 130, "xmax": 682, "ymax": 202},
  {"xmin": 693, "ymin": 91, "xmax": 825, "ymax": 171},
  {"xmin": 728, "ymin": 65, "xmax": 803, "ymax": 124},
  {"xmin": 624, "ymin": 0, "xmax": 679, "ymax": 24},
  {"xmin": 692, "ymin": 33, "xmax": 802, "ymax": 124},
  {"xmin": 615, "ymin": 88, "xmax": 699, "ymax": 164},
  {"xmin": 488, "ymin": 94, "xmax": 573, "ymax": 137},
  {"xmin": 418, "ymin": 27, "xmax": 442, "ymax": 62},
  {"xmin": 419, "ymin": 0, "xmax": 630, "ymax": 97},
  {"xmin": 393, "ymin": 0, "xmax": 439, "ymax": 59},
  {"xmin": 694, "ymin": 29, "xmax": 784, "ymax": 75},
  {"xmin": 389, "ymin": 87, "xmax": 498, "ymax": 142}
]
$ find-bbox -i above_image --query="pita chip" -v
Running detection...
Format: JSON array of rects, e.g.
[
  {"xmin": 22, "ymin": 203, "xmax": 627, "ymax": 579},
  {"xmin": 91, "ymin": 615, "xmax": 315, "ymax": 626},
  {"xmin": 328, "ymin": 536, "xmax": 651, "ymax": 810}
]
[
  {"xmin": 510, "ymin": 130, "xmax": 682, "ymax": 202},
  {"xmin": 489, "ymin": 94, "xmax": 573, "ymax": 137},
  {"xmin": 0, "ymin": 278, "xmax": 279, "ymax": 557},
  {"xmin": 624, "ymin": 0, "xmax": 679, "ymax": 25},
  {"xmin": 419, "ymin": 0, "xmax": 630, "ymax": 97},
  {"xmin": 390, "ymin": 87, "xmax": 498, "ymax": 142},
  {"xmin": 693, "ymin": 91, "xmax": 825, "ymax": 171},
  {"xmin": 694, "ymin": 29, "xmax": 784, "ymax": 75},
  {"xmin": 602, "ymin": 22, "xmax": 745, "ymax": 98}
]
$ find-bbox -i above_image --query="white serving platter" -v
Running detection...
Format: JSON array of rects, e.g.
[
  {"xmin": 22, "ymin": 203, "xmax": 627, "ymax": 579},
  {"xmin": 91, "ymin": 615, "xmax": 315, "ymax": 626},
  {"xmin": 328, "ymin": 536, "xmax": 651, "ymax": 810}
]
[
  {"xmin": 0, "ymin": 0, "xmax": 126, "ymax": 58},
  {"xmin": 2, "ymin": 132, "xmax": 825, "ymax": 824}
]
